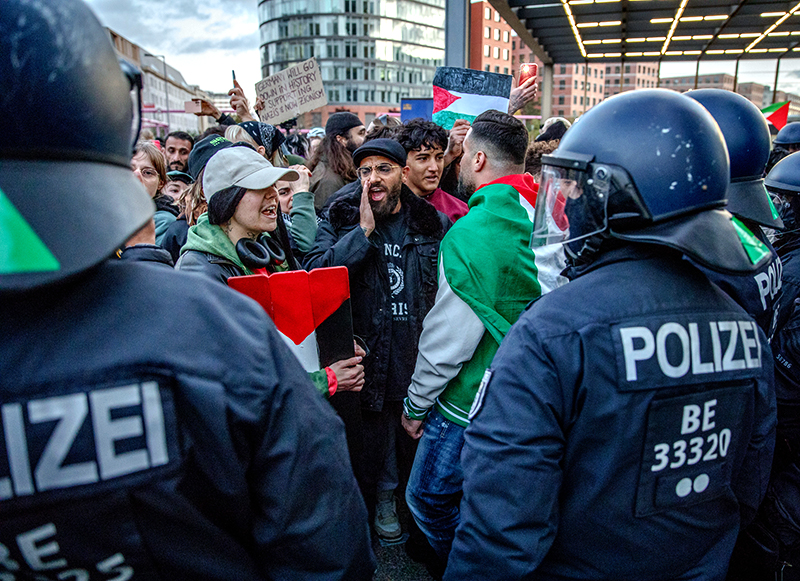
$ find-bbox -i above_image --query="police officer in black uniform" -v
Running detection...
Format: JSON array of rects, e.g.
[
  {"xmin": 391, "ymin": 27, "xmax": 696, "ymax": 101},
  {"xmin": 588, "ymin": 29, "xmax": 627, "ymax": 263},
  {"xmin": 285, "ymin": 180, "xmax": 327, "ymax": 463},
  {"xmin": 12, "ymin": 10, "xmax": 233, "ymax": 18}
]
[
  {"xmin": 727, "ymin": 152, "xmax": 800, "ymax": 581},
  {"xmin": 685, "ymin": 89, "xmax": 785, "ymax": 339},
  {"xmin": 0, "ymin": 1, "xmax": 375, "ymax": 579},
  {"xmin": 444, "ymin": 89, "xmax": 777, "ymax": 581}
]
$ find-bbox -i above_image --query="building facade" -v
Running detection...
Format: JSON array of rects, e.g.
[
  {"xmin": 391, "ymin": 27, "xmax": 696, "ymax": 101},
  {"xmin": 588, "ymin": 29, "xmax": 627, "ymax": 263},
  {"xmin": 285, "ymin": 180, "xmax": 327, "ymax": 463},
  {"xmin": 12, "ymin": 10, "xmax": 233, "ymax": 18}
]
[
  {"xmin": 108, "ymin": 29, "xmax": 211, "ymax": 137},
  {"xmin": 660, "ymin": 73, "xmax": 800, "ymax": 115},
  {"xmin": 258, "ymin": 0, "xmax": 444, "ymax": 127},
  {"xmin": 551, "ymin": 63, "xmax": 606, "ymax": 119},
  {"xmin": 660, "ymin": 73, "xmax": 736, "ymax": 94},
  {"xmin": 470, "ymin": 1, "xmax": 515, "ymax": 76},
  {"xmin": 603, "ymin": 62, "xmax": 660, "ymax": 98}
]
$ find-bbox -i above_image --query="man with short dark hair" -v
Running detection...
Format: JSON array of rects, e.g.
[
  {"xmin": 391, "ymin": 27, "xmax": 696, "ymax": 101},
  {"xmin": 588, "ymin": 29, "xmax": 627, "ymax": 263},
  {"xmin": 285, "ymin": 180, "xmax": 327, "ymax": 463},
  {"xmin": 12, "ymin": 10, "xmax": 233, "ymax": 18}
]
[
  {"xmin": 397, "ymin": 119, "xmax": 468, "ymax": 222},
  {"xmin": 402, "ymin": 110, "xmax": 567, "ymax": 570},
  {"xmin": 308, "ymin": 112, "xmax": 366, "ymax": 211},
  {"xmin": 305, "ymin": 138, "xmax": 450, "ymax": 542},
  {"xmin": 165, "ymin": 130, "xmax": 194, "ymax": 173}
]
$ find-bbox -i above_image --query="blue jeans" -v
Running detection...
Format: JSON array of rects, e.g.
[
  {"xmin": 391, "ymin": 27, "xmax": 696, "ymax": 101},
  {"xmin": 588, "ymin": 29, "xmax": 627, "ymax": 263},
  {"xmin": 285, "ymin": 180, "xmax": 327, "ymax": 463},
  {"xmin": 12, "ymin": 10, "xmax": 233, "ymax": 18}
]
[{"xmin": 406, "ymin": 408, "xmax": 465, "ymax": 561}]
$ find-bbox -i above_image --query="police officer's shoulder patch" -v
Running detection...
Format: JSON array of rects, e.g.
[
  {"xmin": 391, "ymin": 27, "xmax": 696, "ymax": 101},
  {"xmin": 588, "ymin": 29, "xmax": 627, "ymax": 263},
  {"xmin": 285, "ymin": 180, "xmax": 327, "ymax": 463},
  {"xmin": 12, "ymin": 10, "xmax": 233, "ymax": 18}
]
[{"xmin": 468, "ymin": 368, "xmax": 493, "ymax": 421}]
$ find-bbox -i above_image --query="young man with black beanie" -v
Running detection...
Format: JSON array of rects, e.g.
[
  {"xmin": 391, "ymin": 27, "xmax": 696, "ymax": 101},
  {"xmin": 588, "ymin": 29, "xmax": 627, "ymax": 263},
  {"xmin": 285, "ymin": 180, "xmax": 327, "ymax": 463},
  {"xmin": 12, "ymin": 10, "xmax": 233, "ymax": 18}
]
[{"xmin": 308, "ymin": 112, "xmax": 366, "ymax": 211}]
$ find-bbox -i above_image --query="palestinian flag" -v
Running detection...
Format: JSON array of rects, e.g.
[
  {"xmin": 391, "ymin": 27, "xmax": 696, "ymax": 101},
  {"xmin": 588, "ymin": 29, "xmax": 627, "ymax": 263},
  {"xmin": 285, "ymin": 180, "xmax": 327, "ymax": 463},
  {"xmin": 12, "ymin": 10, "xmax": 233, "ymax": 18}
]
[
  {"xmin": 762, "ymin": 101, "xmax": 790, "ymax": 130},
  {"xmin": 228, "ymin": 266, "xmax": 354, "ymax": 370},
  {"xmin": 432, "ymin": 67, "xmax": 512, "ymax": 130}
]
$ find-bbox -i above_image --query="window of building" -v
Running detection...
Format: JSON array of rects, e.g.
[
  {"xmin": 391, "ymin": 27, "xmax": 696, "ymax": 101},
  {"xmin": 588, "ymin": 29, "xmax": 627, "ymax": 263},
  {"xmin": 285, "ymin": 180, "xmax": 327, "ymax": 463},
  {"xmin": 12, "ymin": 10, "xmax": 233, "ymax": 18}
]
[
  {"xmin": 624, "ymin": 77, "xmax": 630, "ymax": 85},
  {"xmin": 625, "ymin": 65, "xmax": 630, "ymax": 74},
  {"xmin": 504, "ymin": 67, "xmax": 509, "ymax": 74},
  {"xmin": 593, "ymin": 98, "xmax": 596, "ymax": 105},
  {"xmin": 485, "ymin": 65, "xmax": 490, "ymax": 72},
  {"xmin": 484, "ymin": 45, "xmax": 490, "ymax": 57},
  {"xmin": 485, "ymin": 7, "xmax": 491, "ymax": 19},
  {"xmin": 580, "ymin": 96, "xmax": 583, "ymax": 105},
  {"xmin": 615, "ymin": 66, "xmax": 620, "ymax": 74},
  {"xmin": 559, "ymin": 95, "xmax": 565, "ymax": 104},
  {"xmin": 606, "ymin": 66, "xmax": 611, "ymax": 74},
  {"xmin": 574, "ymin": 80, "xmax": 578, "ymax": 89},
  {"xmin": 503, "ymin": 30, "xmax": 509, "ymax": 43},
  {"xmin": 512, "ymin": 40, "xmax": 516, "ymax": 49},
  {"xmin": 494, "ymin": 10, "xmax": 500, "ymax": 21},
  {"xmin": 614, "ymin": 79, "xmax": 619, "ymax": 85},
  {"xmin": 495, "ymin": 66, "xmax": 500, "ymax": 73},
  {"xmin": 485, "ymin": 26, "xmax": 490, "ymax": 38},
  {"xmin": 573, "ymin": 96, "xmax": 577, "ymax": 104},
  {"xmin": 560, "ymin": 65, "xmax": 567, "ymax": 74},
  {"xmin": 558, "ymin": 109, "xmax": 564, "ymax": 116},
  {"xmin": 493, "ymin": 46, "xmax": 499, "ymax": 59},
  {"xmin": 503, "ymin": 49, "xmax": 509, "ymax": 61},
  {"xmin": 494, "ymin": 28, "xmax": 500, "ymax": 40},
  {"xmin": 559, "ymin": 79, "xmax": 565, "ymax": 88}
]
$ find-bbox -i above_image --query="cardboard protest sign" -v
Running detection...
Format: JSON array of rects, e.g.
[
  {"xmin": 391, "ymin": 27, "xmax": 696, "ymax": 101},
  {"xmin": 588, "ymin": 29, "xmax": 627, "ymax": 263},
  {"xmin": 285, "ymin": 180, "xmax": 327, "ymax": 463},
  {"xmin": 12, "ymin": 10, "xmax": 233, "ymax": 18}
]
[
  {"xmin": 432, "ymin": 67, "xmax": 512, "ymax": 130},
  {"xmin": 255, "ymin": 58, "xmax": 328, "ymax": 125},
  {"xmin": 227, "ymin": 267, "xmax": 355, "ymax": 369}
]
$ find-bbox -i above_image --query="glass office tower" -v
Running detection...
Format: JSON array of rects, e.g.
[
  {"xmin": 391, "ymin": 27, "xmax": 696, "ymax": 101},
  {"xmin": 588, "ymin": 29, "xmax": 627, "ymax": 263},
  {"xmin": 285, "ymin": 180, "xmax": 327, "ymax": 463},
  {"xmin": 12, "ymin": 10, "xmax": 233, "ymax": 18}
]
[{"xmin": 258, "ymin": 0, "xmax": 444, "ymax": 118}]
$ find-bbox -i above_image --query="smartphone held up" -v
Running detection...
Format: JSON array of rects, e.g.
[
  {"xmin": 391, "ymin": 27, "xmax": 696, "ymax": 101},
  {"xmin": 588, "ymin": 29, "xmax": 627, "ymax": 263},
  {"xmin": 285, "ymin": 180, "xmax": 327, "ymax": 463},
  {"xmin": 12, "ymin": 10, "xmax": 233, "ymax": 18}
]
[{"xmin": 519, "ymin": 63, "xmax": 538, "ymax": 86}]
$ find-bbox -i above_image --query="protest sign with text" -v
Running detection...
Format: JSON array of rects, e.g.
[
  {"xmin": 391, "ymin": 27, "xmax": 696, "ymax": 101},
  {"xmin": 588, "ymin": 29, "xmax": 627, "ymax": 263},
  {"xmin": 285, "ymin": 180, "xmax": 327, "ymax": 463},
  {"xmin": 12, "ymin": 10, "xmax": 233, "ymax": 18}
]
[{"xmin": 255, "ymin": 58, "xmax": 328, "ymax": 125}]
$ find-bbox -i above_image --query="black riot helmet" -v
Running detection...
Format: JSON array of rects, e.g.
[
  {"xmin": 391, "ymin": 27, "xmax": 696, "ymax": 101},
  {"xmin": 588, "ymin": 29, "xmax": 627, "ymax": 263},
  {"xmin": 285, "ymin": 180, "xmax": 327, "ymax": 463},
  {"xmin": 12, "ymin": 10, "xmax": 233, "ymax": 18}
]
[
  {"xmin": 532, "ymin": 89, "xmax": 770, "ymax": 273},
  {"xmin": 0, "ymin": 0, "xmax": 154, "ymax": 291},
  {"xmin": 765, "ymin": 152, "xmax": 800, "ymax": 234},
  {"xmin": 687, "ymin": 89, "xmax": 782, "ymax": 229},
  {"xmin": 766, "ymin": 151, "xmax": 800, "ymax": 197},
  {"xmin": 773, "ymin": 122, "xmax": 800, "ymax": 148}
]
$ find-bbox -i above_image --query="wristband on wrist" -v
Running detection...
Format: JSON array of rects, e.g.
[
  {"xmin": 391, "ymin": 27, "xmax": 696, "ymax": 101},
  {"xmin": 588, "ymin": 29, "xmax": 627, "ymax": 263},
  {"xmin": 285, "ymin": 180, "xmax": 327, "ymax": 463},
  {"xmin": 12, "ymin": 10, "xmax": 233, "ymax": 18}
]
[{"xmin": 325, "ymin": 366, "xmax": 338, "ymax": 397}]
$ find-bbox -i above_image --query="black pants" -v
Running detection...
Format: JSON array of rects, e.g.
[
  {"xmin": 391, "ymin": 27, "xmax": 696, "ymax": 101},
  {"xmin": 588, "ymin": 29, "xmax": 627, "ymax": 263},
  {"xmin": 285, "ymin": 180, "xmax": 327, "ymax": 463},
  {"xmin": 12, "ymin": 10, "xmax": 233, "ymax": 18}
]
[{"xmin": 358, "ymin": 401, "xmax": 418, "ymax": 518}]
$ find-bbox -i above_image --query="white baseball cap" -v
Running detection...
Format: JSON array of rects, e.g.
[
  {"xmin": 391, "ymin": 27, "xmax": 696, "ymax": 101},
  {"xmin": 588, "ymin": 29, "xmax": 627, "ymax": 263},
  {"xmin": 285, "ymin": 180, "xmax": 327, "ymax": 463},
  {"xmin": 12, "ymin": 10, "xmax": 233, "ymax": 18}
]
[{"xmin": 202, "ymin": 145, "xmax": 299, "ymax": 202}]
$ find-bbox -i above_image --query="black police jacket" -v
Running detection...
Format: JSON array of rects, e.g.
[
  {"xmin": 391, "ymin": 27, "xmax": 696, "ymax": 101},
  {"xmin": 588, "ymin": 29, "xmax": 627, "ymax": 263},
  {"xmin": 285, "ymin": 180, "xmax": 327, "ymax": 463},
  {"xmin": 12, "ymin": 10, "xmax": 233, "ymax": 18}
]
[
  {"xmin": 0, "ymin": 259, "xmax": 375, "ymax": 580},
  {"xmin": 446, "ymin": 245, "xmax": 776, "ymax": 581},
  {"xmin": 303, "ymin": 185, "xmax": 450, "ymax": 411},
  {"xmin": 697, "ymin": 226, "xmax": 783, "ymax": 340}
]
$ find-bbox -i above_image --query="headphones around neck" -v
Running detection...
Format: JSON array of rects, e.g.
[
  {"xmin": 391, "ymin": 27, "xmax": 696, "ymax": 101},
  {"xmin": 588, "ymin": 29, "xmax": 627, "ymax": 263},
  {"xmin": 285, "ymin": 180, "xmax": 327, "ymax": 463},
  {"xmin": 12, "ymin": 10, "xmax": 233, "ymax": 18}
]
[{"xmin": 236, "ymin": 236, "xmax": 286, "ymax": 272}]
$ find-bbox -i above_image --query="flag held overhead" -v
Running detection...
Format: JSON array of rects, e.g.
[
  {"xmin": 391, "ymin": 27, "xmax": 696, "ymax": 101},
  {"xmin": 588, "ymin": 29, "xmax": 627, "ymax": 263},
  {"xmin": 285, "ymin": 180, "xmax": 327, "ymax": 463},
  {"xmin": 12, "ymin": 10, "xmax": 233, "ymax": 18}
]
[
  {"xmin": 432, "ymin": 67, "xmax": 512, "ymax": 130},
  {"xmin": 762, "ymin": 101, "xmax": 790, "ymax": 131}
]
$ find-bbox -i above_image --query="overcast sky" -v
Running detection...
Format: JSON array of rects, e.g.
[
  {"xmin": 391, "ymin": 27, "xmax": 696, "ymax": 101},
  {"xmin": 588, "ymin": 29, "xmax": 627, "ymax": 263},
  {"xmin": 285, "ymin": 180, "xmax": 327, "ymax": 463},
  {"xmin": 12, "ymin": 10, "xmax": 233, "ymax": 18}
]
[
  {"xmin": 85, "ymin": 0, "xmax": 800, "ymax": 103},
  {"xmin": 86, "ymin": 0, "xmax": 263, "ymax": 101}
]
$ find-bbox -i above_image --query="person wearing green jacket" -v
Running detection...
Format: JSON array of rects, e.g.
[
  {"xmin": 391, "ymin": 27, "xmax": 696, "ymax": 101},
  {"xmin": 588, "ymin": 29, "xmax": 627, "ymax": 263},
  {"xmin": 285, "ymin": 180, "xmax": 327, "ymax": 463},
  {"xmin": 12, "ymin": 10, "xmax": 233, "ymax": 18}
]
[
  {"xmin": 401, "ymin": 111, "xmax": 568, "ymax": 573},
  {"xmin": 176, "ymin": 144, "xmax": 365, "ymax": 399}
]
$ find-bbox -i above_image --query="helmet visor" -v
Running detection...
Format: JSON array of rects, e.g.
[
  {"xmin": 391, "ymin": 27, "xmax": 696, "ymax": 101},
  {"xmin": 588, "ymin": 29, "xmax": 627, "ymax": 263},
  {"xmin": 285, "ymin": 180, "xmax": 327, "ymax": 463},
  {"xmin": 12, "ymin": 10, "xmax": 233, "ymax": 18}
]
[{"xmin": 532, "ymin": 162, "xmax": 606, "ymax": 247}]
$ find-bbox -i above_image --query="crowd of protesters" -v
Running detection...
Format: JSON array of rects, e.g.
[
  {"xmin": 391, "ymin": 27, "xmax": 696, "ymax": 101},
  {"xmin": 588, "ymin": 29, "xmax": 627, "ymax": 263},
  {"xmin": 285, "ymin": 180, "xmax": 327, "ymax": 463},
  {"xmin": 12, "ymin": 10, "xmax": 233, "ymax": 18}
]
[{"xmin": 5, "ymin": 1, "xmax": 800, "ymax": 580}]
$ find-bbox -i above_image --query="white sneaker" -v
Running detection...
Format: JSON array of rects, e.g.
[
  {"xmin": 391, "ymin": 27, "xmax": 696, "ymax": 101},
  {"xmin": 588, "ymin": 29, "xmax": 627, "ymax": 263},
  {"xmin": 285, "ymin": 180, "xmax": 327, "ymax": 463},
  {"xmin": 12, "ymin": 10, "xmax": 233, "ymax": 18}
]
[{"xmin": 374, "ymin": 489, "xmax": 402, "ymax": 540}]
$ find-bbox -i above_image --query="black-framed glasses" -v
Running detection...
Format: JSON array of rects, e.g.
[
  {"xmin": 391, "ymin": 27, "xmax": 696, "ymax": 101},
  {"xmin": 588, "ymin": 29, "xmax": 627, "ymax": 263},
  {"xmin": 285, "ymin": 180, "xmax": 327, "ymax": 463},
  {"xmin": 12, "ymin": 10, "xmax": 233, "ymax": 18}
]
[
  {"xmin": 357, "ymin": 164, "xmax": 401, "ymax": 179},
  {"xmin": 119, "ymin": 58, "xmax": 143, "ymax": 155}
]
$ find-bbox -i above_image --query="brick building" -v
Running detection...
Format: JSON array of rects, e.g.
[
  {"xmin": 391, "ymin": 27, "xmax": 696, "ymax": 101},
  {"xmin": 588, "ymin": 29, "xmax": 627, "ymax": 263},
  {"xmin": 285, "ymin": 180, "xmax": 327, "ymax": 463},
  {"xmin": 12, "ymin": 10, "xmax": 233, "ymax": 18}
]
[
  {"xmin": 470, "ymin": 1, "xmax": 515, "ymax": 76},
  {"xmin": 660, "ymin": 73, "xmax": 736, "ymax": 93},
  {"xmin": 603, "ymin": 62, "xmax": 660, "ymax": 98}
]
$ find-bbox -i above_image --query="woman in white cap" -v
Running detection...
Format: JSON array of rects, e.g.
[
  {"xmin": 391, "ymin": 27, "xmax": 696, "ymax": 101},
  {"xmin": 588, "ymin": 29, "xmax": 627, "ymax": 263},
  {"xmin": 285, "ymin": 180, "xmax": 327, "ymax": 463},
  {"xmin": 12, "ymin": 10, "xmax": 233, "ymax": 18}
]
[{"xmin": 177, "ymin": 144, "xmax": 365, "ymax": 397}]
